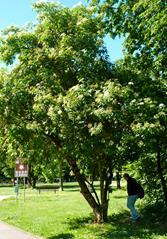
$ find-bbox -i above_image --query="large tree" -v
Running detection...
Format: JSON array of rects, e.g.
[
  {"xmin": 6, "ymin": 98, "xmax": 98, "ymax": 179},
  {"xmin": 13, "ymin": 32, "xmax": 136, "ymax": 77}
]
[{"xmin": 0, "ymin": 2, "xmax": 133, "ymax": 222}]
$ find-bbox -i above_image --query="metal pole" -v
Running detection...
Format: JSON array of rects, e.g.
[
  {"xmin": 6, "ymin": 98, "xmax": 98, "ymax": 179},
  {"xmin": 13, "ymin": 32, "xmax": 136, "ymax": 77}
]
[
  {"xmin": 23, "ymin": 177, "xmax": 26, "ymax": 202},
  {"xmin": 15, "ymin": 178, "xmax": 19, "ymax": 201}
]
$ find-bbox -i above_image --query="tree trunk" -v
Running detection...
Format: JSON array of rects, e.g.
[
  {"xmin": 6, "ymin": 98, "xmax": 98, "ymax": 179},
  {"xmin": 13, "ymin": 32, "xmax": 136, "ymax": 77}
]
[
  {"xmin": 32, "ymin": 176, "xmax": 37, "ymax": 188},
  {"xmin": 51, "ymin": 136, "xmax": 111, "ymax": 222},
  {"xmin": 59, "ymin": 160, "xmax": 64, "ymax": 191},
  {"xmin": 116, "ymin": 171, "xmax": 121, "ymax": 189},
  {"xmin": 27, "ymin": 164, "xmax": 32, "ymax": 188},
  {"xmin": 156, "ymin": 140, "xmax": 167, "ymax": 206},
  {"xmin": 66, "ymin": 156, "xmax": 104, "ymax": 223},
  {"xmin": 27, "ymin": 164, "xmax": 37, "ymax": 188},
  {"xmin": 51, "ymin": 136, "xmax": 110, "ymax": 222},
  {"xmin": 99, "ymin": 161, "xmax": 112, "ymax": 222}
]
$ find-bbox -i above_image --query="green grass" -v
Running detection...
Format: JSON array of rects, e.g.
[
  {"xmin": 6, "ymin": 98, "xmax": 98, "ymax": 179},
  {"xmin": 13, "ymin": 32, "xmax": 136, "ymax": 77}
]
[{"xmin": 0, "ymin": 182, "xmax": 167, "ymax": 239}]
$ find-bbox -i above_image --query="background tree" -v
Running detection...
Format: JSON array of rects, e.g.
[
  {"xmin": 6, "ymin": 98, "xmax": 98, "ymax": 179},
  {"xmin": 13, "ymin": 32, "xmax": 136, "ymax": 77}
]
[
  {"xmin": 91, "ymin": 0, "xmax": 166, "ymax": 79},
  {"xmin": 114, "ymin": 61, "xmax": 167, "ymax": 206},
  {"xmin": 91, "ymin": 0, "xmax": 167, "ymax": 206}
]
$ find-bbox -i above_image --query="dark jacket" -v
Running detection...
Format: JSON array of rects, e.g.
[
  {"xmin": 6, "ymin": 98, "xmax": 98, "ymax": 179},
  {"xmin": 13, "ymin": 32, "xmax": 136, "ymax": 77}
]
[{"xmin": 127, "ymin": 177, "xmax": 139, "ymax": 196}]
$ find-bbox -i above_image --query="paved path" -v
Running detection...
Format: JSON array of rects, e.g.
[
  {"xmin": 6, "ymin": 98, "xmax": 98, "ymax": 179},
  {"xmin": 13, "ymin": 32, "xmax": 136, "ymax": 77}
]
[
  {"xmin": 0, "ymin": 221, "xmax": 43, "ymax": 239},
  {"xmin": 0, "ymin": 195, "xmax": 15, "ymax": 201}
]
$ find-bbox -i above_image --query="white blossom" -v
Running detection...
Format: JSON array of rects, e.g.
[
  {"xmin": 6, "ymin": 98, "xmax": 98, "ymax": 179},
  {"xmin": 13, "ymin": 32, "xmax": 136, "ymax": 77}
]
[
  {"xmin": 58, "ymin": 110, "xmax": 62, "ymax": 115},
  {"xmin": 128, "ymin": 81, "xmax": 134, "ymax": 85},
  {"xmin": 159, "ymin": 103, "xmax": 165, "ymax": 108}
]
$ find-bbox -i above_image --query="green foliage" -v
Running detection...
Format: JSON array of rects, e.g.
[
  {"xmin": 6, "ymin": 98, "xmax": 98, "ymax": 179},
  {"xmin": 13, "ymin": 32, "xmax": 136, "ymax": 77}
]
[
  {"xmin": 0, "ymin": 2, "xmax": 114, "ymax": 173},
  {"xmin": 126, "ymin": 150, "xmax": 167, "ymax": 206},
  {"xmin": 92, "ymin": 0, "xmax": 167, "ymax": 79}
]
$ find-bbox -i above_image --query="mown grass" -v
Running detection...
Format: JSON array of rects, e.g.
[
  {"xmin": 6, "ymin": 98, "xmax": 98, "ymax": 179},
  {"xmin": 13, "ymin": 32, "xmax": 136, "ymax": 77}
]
[{"xmin": 0, "ymin": 182, "xmax": 167, "ymax": 239}]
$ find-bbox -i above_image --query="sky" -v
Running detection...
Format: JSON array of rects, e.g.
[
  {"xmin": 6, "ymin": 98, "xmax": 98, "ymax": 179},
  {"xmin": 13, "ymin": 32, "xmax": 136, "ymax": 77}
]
[{"xmin": 0, "ymin": 0, "xmax": 123, "ymax": 64}]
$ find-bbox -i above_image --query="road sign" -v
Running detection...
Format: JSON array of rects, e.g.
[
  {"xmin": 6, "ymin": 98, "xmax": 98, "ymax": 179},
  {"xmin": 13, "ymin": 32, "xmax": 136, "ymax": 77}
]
[{"xmin": 15, "ymin": 160, "xmax": 28, "ymax": 178}]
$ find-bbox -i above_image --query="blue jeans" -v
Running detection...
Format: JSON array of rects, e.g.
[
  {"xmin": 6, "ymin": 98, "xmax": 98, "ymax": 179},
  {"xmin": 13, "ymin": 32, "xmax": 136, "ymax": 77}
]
[{"xmin": 127, "ymin": 195, "xmax": 139, "ymax": 220}]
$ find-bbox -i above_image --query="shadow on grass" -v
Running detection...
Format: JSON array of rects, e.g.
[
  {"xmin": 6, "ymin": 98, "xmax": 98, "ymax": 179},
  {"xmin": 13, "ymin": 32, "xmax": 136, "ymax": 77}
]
[
  {"xmin": 66, "ymin": 204, "xmax": 167, "ymax": 239},
  {"xmin": 102, "ymin": 207, "xmax": 167, "ymax": 238},
  {"xmin": 0, "ymin": 184, "xmax": 13, "ymax": 187},
  {"xmin": 63, "ymin": 184, "xmax": 80, "ymax": 192},
  {"xmin": 68, "ymin": 216, "xmax": 92, "ymax": 230},
  {"xmin": 63, "ymin": 189, "xmax": 81, "ymax": 192},
  {"xmin": 47, "ymin": 233, "xmax": 74, "ymax": 239},
  {"xmin": 63, "ymin": 184, "xmax": 100, "ymax": 192},
  {"xmin": 112, "ymin": 195, "xmax": 126, "ymax": 199}
]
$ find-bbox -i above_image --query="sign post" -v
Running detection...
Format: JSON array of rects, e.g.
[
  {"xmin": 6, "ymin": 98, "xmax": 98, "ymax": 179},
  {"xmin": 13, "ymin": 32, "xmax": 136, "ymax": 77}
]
[
  {"xmin": 15, "ymin": 159, "xmax": 28, "ymax": 202},
  {"xmin": 15, "ymin": 178, "xmax": 19, "ymax": 201}
]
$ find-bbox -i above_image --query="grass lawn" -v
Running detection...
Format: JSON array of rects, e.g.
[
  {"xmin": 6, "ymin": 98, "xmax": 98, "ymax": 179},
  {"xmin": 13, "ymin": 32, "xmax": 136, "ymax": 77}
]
[{"xmin": 0, "ymin": 182, "xmax": 167, "ymax": 239}]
